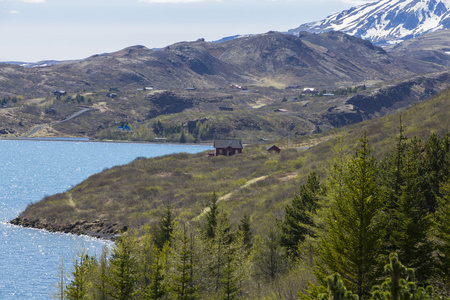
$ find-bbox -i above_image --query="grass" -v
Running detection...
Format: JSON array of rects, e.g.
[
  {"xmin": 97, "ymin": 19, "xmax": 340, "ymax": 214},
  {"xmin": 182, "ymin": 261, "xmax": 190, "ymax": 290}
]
[{"xmin": 14, "ymin": 87, "xmax": 450, "ymax": 237}]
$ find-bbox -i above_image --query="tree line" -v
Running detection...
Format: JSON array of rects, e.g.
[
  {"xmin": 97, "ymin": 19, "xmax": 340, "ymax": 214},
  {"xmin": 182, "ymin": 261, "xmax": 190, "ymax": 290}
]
[{"xmin": 56, "ymin": 126, "xmax": 450, "ymax": 299}]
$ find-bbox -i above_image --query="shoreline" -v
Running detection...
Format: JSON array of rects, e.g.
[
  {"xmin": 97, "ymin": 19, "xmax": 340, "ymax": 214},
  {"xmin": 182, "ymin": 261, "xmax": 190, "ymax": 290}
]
[
  {"xmin": 0, "ymin": 136, "xmax": 214, "ymax": 146},
  {"xmin": 9, "ymin": 217, "xmax": 121, "ymax": 240}
]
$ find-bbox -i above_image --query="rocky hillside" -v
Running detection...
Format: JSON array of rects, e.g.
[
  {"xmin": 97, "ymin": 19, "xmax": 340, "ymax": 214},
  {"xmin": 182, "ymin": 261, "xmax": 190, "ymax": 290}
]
[
  {"xmin": 386, "ymin": 29, "xmax": 450, "ymax": 66},
  {"xmin": 0, "ymin": 32, "xmax": 443, "ymax": 101}
]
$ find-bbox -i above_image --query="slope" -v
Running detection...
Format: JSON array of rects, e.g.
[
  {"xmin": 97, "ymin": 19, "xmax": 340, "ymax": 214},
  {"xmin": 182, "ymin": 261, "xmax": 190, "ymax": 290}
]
[
  {"xmin": 10, "ymin": 86, "xmax": 450, "ymax": 238},
  {"xmin": 289, "ymin": 0, "xmax": 450, "ymax": 45}
]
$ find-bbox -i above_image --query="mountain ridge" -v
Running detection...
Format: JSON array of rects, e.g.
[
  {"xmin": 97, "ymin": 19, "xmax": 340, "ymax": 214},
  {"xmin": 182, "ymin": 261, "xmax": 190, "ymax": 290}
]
[{"xmin": 289, "ymin": 0, "xmax": 450, "ymax": 45}]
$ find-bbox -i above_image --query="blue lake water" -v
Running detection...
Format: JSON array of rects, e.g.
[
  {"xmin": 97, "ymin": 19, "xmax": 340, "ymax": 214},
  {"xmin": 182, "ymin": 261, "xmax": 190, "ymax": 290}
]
[{"xmin": 0, "ymin": 139, "xmax": 212, "ymax": 299}]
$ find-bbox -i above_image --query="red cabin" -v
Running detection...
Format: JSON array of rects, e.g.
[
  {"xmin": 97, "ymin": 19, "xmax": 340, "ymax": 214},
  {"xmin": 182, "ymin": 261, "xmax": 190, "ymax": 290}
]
[{"xmin": 214, "ymin": 139, "xmax": 243, "ymax": 156}]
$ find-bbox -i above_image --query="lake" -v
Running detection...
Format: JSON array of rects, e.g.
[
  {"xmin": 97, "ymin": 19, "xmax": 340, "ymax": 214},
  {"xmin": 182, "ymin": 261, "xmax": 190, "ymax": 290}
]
[{"xmin": 0, "ymin": 139, "xmax": 212, "ymax": 299}]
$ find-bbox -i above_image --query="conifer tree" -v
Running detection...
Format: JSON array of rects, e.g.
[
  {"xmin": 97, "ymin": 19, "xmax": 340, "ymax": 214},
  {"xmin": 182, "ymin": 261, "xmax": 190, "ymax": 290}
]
[
  {"xmin": 204, "ymin": 192, "xmax": 219, "ymax": 240},
  {"xmin": 171, "ymin": 224, "xmax": 197, "ymax": 300},
  {"xmin": 280, "ymin": 171, "xmax": 323, "ymax": 258},
  {"xmin": 137, "ymin": 226, "xmax": 156, "ymax": 297},
  {"xmin": 153, "ymin": 204, "xmax": 175, "ymax": 250},
  {"xmin": 434, "ymin": 179, "xmax": 450, "ymax": 292},
  {"xmin": 316, "ymin": 134, "xmax": 385, "ymax": 299},
  {"xmin": 252, "ymin": 219, "xmax": 288, "ymax": 282},
  {"xmin": 387, "ymin": 140, "xmax": 435, "ymax": 285},
  {"xmin": 101, "ymin": 234, "xmax": 138, "ymax": 300},
  {"xmin": 221, "ymin": 243, "xmax": 240, "ymax": 300},
  {"xmin": 144, "ymin": 248, "xmax": 168, "ymax": 300},
  {"xmin": 65, "ymin": 251, "xmax": 95, "ymax": 300},
  {"xmin": 318, "ymin": 274, "xmax": 358, "ymax": 300},
  {"xmin": 93, "ymin": 245, "xmax": 110, "ymax": 300},
  {"xmin": 238, "ymin": 214, "xmax": 252, "ymax": 250}
]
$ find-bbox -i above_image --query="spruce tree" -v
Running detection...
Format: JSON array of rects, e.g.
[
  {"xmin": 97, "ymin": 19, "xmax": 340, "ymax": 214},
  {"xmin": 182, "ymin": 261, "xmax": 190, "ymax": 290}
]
[
  {"xmin": 204, "ymin": 192, "xmax": 219, "ymax": 240},
  {"xmin": 280, "ymin": 171, "xmax": 323, "ymax": 258},
  {"xmin": 238, "ymin": 214, "xmax": 252, "ymax": 250},
  {"xmin": 171, "ymin": 224, "xmax": 197, "ymax": 300},
  {"xmin": 387, "ymin": 141, "xmax": 435, "ymax": 285},
  {"xmin": 65, "ymin": 251, "xmax": 95, "ymax": 300},
  {"xmin": 434, "ymin": 179, "xmax": 450, "ymax": 292},
  {"xmin": 153, "ymin": 204, "xmax": 175, "ymax": 250},
  {"xmin": 221, "ymin": 243, "xmax": 240, "ymax": 300},
  {"xmin": 144, "ymin": 248, "xmax": 168, "ymax": 300},
  {"xmin": 101, "ymin": 234, "xmax": 138, "ymax": 300},
  {"xmin": 316, "ymin": 134, "xmax": 385, "ymax": 299},
  {"xmin": 93, "ymin": 245, "xmax": 109, "ymax": 300},
  {"xmin": 252, "ymin": 219, "xmax": 288, "ymax": 282}
]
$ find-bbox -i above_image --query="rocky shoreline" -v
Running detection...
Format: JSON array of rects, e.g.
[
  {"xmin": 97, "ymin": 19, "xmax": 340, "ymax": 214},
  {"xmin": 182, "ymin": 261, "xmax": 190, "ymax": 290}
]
[{"xmin": 9, "ymin": 217, "xmax": 125, "ymax": 240}]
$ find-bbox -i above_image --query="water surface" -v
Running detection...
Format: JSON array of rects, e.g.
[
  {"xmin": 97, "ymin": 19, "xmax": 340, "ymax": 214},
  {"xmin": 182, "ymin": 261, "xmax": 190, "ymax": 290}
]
[{"xmin": 0, "ymin": 139, "xmax": 211, "ymax": 299}]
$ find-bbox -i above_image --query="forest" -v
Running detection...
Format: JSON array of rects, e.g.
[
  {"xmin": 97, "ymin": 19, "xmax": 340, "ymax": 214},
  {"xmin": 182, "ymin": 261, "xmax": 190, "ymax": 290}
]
[{"xmin": 55, "ymin": 128, "xmax": 450, "ymax": 300}]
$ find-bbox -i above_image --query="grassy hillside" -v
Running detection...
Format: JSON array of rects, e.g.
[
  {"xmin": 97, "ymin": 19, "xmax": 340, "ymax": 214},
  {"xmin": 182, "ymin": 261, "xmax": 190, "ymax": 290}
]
[{"xmin": 11, "ymin": 87, "xmax": 450, "ymax": 237}]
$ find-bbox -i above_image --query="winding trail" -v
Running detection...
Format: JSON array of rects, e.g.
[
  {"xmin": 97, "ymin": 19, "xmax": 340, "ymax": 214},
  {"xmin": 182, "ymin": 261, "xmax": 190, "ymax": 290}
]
[{"xmin": 22, "ymin": 107, "xmax": 96, "ymax": 138}]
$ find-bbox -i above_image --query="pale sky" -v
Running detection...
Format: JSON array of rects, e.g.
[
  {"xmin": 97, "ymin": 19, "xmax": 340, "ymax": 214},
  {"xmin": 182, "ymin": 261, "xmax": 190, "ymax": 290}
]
[{"xmin": 1, "ymin": 0, "xmax": 372, "ymax": 62}]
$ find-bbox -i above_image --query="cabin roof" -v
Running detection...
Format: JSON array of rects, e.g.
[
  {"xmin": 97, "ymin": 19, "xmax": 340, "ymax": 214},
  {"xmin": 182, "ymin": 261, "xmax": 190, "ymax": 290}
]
[{"xmin": 214, "ymin": 139, "xmax": 243, "ymax": 149}]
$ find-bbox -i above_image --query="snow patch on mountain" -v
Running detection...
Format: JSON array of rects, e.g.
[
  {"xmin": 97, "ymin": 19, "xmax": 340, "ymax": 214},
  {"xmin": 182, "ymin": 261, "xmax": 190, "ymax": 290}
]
[{"xmin": 289, "ymin": 0, "xmax": 450, "ymax": 45}]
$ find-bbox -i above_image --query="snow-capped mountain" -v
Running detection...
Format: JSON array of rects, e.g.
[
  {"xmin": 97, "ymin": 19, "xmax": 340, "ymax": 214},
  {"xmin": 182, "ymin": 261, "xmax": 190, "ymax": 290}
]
[{"xmin": 288, "ymin": 0, "xmax": 450, "ymax": 45}]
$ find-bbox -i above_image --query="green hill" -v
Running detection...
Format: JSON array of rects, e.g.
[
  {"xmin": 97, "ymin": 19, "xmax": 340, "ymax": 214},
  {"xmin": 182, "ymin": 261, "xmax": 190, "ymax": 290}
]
[{"xmin": 10, "ymin": 87, "xmax": 450, "ymax": 238}]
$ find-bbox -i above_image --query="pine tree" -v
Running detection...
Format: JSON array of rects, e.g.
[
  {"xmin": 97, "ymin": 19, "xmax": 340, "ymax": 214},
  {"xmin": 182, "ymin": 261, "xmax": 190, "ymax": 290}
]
[
  {"xmin": 316, "ymin": 134, "xmax": 385, "ymax": 299},
  {"xmin": 101, "ymin": 234, "xmax": 138, "ymax": 300},
  {"xmin": 280, "ymin": 171, "xmax": 323, "ymax": 258},
  {"xmin": 434, "ymin": 179, "xmax": 450, "ymax": 293},
  {"xmin": 221, "ymin": 243, "xmax": 240, "ymax": 300},
  {"xmin": 204, "ymin": 192, "xmax": 219, "ymax": 240},
  {"xmin": 93, "ymin": 245, "xmax": 109, "ymax": 300},
  {"xmin": 252, "ymin": 219, "xmax": 288, "ymax": 282},
  {"xmin": 65, "ymin": 251, "xmax": 95, "ymax": 300},
  {"xmin": 153, "ymin": 204, "xmax": 175, "ymax": 250},
  {"xmin": 387, "ymin": 141, "xmax": 435, "ymax": 285},
  {"xmin": 171, "ymin": 224, "xmax": 197, "ymax": 300},
  {"xmin": 144, "ymin": 248, "xmax": 168, "ymax": 300},
  {"xmin": 238, "ymin": 214, "xmax": 252, "ymax": 250},
  {"xmin": 318, "ymin": 274, "xmax": 358, "ymax": 300}
]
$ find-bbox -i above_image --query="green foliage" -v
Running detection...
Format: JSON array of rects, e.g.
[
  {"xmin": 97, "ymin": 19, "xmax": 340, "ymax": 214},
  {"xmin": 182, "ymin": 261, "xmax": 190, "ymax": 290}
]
[
  {"xmin": 204, "ymin": 192, "xmax": 219, "ymax": 240},
  {"xmin": 101, "ymin": 234, "xmax": 138, "ymax": 300},
  {"xmin": 152, "ymin": 204, "xmax": 175, "ymax": 250},
  {"xmin": 318, "ymin": 274, "xmax": 358, "ymax": 300},
  {"xmin": 316, "ymin": 134, "xmax": 385, "ymax": 299},
  {"xmin": 434, "ymin": 179, "xmax": 450, "ymax": 293},
  {"xmin": 220, "ymin": 243, "xmax": 241, "ymax": 300},
  {"xmin": 280, "ymin": 171, "xmax": 323, "ymax": 258},
  {"xmin": 251, "ymin": 219, "xmax": 288, "ymax": 282},
  {"xmin": 170, "ymin": 224, "xmax": 198, "ymax": 300},
  {"xmin": 238, "ymin": 214, "xmax": 252, "ymax": 250},
  {"xmin": 65, "ymin": 251, "xmax": 95, "ymax": 300},
  {"xmin": 144, "ymin": 249, "xmax": 168, "ymax": 300},
  {"xmin": 370, "ymin": 253, "xmax": 448, "ymax": 300}
]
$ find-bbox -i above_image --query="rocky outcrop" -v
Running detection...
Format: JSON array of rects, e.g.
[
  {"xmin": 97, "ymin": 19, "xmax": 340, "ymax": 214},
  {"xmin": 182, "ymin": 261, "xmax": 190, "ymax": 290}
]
[
  {"xmin": 9, "ymin": 217, "xmax": 125, "ymax": 240},
  {"xmin": 323, "ymin": 71, "xmax": 450, "ymax": 128}
]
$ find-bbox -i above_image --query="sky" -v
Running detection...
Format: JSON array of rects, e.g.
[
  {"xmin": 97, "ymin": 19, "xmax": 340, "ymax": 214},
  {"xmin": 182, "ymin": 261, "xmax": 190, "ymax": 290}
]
[{"xmin": 1, "ymin": 0, "xmax": 374, "ymax": 62}]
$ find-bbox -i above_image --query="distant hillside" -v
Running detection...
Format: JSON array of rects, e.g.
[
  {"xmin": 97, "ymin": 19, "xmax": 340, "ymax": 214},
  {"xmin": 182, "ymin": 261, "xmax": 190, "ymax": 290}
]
[
  {"xmin": 386, "ymin": 29, "xmax": 450, "ymax": 66},
  {"xmin": 10, "ymin": 86, "xmax": 450, "ymax": 238},
  {"xmin": 0, "ymin": 32, "xmax": 443, "ymax": 101},
  {"xmin": 289, "ymin": 0, "xmax": 450, "ymax": 46}
]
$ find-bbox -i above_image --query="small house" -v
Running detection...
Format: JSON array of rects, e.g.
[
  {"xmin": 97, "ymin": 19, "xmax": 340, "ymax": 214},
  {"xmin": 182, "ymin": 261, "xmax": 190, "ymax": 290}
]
[
  {"xmin": 266, "ymin": 145, "xmax": 281, "ymax": 153},
  {"xmin": 214, "ymin": 139, "xmax": 243, "ymax": 156},
  {"xmin": 53, "ymin": 90, "xmax": 66, "ymax": 97},
  {"xmin": 302, "ymin": 88, "xmax": 318, "ymax": 95}
]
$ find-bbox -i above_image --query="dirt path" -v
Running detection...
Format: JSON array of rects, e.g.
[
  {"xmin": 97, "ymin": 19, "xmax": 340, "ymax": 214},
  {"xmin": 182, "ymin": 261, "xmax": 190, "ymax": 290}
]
[{"xmin": 22, "ymin": 107, "xmax": 96, "ymax": 138}]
